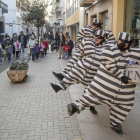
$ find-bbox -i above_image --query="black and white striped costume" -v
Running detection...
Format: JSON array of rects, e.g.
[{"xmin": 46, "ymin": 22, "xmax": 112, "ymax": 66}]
[
  {"xmin": 58, "ymin": 30, "xmax": 117, "ymax": 89},
  {"xmin": 61, "ymin": 26, "xmax": 95, "ymax": 77},
  {"xmin": 76, "ymin": 26, "xmax": 94, "ymax": 49},
  {"xmin": 72, "ymin": 39, "xmax": 140, "ymax": 129},
  {"xmin": 61, "ymin": 30, "xmax": 115, "ymax": 78}
]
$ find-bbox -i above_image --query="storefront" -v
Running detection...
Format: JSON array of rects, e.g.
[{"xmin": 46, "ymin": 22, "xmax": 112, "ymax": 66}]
[{"xmin": 125, "ymin": 0, "xmax": 140, "ymax": 48}]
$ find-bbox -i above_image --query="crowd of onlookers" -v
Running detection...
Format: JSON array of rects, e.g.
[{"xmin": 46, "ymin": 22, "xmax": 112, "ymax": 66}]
[
  {"xmin": 50, "ymin": 31, "xmax": 74, "ymax": 59},
  {"xmin": 0, "ymin": 30, "xmax": 74, "ymax": 65}
]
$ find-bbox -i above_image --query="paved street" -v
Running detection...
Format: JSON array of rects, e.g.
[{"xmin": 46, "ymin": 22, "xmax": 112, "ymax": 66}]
[
  {"xmin": 0, "ymin": 49, "xmax": 140, "ymax": 140},
  {"xmin": 0, "ymin": 51, "xmax": 82, "ymax": 140}
]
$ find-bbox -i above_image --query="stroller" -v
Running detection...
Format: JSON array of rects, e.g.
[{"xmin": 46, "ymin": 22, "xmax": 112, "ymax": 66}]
[{"xmin": 51, "ymin": 40, "xmax": 59, "ymax": 51}]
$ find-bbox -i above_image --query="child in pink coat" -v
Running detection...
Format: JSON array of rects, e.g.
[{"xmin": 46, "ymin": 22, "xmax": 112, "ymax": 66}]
[{"xmin": 40, "ymin": 41, "xmax": 45, "ymax": 58}]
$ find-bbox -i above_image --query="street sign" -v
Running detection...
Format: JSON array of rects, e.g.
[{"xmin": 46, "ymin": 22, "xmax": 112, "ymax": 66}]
[{"xmin": 9, "ymin": 23, "xmax": 13, "ymax": 26}]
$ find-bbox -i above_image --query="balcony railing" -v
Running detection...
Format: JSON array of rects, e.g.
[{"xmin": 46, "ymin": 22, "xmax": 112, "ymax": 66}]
[
  {"xmin": 66, "ymin": 0, "xmax": 79, "ymax": 19},
  {"xmin": 0, "ymin": 1, "xmax": 8, "ymax": 13},
  {"xmin": 80, "ymin": 0, "xmax": 95, "ymax": 7}
]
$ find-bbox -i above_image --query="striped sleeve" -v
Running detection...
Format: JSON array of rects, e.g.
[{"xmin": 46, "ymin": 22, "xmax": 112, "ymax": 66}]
[
  {"xmin": 101, "ymin": 48, "xmax": 124, "ymax": 78},
  {"xmin": 130, "ymin": 48, "xmax": 140, "ymax": 64}
]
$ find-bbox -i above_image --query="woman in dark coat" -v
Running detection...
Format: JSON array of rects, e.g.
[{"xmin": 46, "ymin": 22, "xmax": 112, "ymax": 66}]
[{"xmin": 12, "ymin": 33, "xmax": 18, "ymax": 57}]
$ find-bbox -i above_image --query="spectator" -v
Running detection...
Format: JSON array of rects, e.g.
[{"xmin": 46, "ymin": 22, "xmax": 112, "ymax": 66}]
[
  {"xmin": 29, "ymin": 34, "xmax": 36, "ymax": 58},
  {"xmin": 44, "ymin": 31, "xmax": 49, "ymax": 40},
  {"xmin": 3, "ymin": 35, "xmax": 12, "ymax": 61},
  {"xmin": 33, "ymin": 40, "xmax": 40, "ymax": 62},
  {"xmin": 40, "ymin": 41, "xmax": 45, "ymax": 58},
  {"xmin": 65, "ymin": 32, "xmax": 69, "ymax": 40},
  {"xmin": 63, "ymin": 40, "xmax": 70, "ymax": 59},
  {"xmin": 12, "ymin": 33, "xmax": 18, "ymax": 57},
  {"xmin": 13, "ymin": 39, "xmax": 21, "ymax": 59},
  {"xmin": 43, "ymin": 38, "xmax": 48, "ymax": 56},
  {"xmin": 58, "ymin": 32, "xmax": 65, "ymax": 59},
  {"xmin": 18, "ymin": 31, "xmax": 27, "ymax": 53},
  {"xmin": 67, "ymin": 36, "xmax": 74, "ymax": 57},
  {"xmin": 5, "ymin": 37, "xmax": 13, "ymax": 63},
  {"xmin": 3, "ymin": 33, "xmax": 9, "ymax": 61}
]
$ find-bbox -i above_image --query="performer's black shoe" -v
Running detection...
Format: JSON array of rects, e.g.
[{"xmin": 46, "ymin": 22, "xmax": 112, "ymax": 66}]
[
  {"xmin": 90, "ymin": 106, "xmax": 98, "ymax": 114},
  {"xmin": 51, "ymin": 83, "xmax": 62, "ymax": 93},
  {"xmin": 67, "ymin": 103, "xmax": 77, "ymax": 116},
  {"xmin": 52, "ymin": 72, "xmax": 64, "ymax": 81},
  {"xmin": 111, "ymin": 127, "xmax": 123, "ymax": 135}
]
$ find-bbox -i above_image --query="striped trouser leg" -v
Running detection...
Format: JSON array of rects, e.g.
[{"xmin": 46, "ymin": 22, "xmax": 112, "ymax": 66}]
[
  {"xmin": 73, "ymin": 92, "xmax": 104, "ymax": 113},
  {"xmin": 109, "ymin": 104, "xmax": 133, "ymax": 129},
  {"xmin": 58, "ymin": 64, "xmax": 86, "ymax": 90},
  {"xmin": 61, "ymin": 55, "xmax": 79, "ymax": 76}
]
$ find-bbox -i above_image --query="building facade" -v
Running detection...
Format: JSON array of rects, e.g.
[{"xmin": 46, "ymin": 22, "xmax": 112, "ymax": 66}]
[
  {"xmin": 66, "ymin": 0, "xmax": 84, "ymax": 41},
  {"xmin": 81, "ymin": 0, "xmax": 140, "ymax": 48},
  {"xmin": 3, "ymin": 0, "xmax": 28, "ymax": 38},
  {"xmin": 0, "ymin": 0, "xmax": 8, "ymax": 42}
]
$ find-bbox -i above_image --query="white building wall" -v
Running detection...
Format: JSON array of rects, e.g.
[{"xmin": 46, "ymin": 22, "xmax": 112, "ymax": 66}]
[{"xmin": 3, "ymin": 0, "xmax": 22, "ymax": 38}]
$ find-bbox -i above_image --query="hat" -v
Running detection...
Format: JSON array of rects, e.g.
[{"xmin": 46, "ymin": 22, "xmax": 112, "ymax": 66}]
[
  {"xmin": 104, "ymin": 30, "xmax": 116, "ymax": 42},
  {"xmin": 95, "ymin": 30, "xmax": 106, "ymax": 39},
  {"xmin": 20, "ymin": 31, "xmax": 23, "ymax": 33},
  {"xmin": 93, "ymin": 18, "xmax": 103, "ymax": 25},
  {"xmin": 118, "ymin": 32, "xmax": 131, "ymax": 42}
]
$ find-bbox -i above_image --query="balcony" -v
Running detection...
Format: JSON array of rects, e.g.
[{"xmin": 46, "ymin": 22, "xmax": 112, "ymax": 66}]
[
  {"xmin": 80, "ymin": 0, "xmax": 95, "ymax": 7},
  {"xmin": 0, "ymin": 1, "xmax": 8, "ymax": 13}
]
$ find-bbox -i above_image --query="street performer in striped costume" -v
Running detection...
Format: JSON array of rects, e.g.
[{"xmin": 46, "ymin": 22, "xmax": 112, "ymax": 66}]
[
  {"xmin": 52, "ymin": 18, "xmax": 103, "ymax": 81},
  {"xmin": 67, "ymin": 32, "xmax": 139, "ymax": 135},
  {"xmin": 51, "ymin": 30, "xmax": 117, "ymax": 114}
]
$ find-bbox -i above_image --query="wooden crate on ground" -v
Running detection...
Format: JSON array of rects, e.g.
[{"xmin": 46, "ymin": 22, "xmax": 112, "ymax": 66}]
[{"xmin": 7, "ymin": 66, "xmax": 29, "ymax": 82}]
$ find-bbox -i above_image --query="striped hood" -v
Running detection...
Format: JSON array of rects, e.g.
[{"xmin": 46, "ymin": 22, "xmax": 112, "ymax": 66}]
[
  {"xmin": 105, "ymin": 30, "xmax": 116, "ymax": 42},
  {"xmin": 118, "ymin": 32, "xmax": 131, "ymax": 42}
]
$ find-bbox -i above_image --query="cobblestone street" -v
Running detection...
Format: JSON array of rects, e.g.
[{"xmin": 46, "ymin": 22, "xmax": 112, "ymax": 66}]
[{"xmin": 0, "ymin": 52, "xmax": 82, "ymax": 140}]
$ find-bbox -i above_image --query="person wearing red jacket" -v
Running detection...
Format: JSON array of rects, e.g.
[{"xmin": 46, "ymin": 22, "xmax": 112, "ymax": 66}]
[
  {"xmin": 63, "ymin": 40, "xmax": 70, "ymax": 59},
  {"xmin": 43, "ymin": 38, "xmax": 48, "ymax": 56}
]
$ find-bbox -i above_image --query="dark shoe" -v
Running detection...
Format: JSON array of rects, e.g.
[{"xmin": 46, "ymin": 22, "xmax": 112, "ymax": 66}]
[
  {"xmin": 67, "ymin": 103, "xmax": 77, "ymax": 116},
  {"xmin": 52, "ymin": 72, "xmax": 64, "ymax": 81},
  {"xmin": 51, "ymin": 83, "xmax": 62, "ymax": 93},
  {"xmin": 111, "ymin": 127, "xmax": 123, "ymax": 135},
  {"xmin": 90, "ymin": 106, "xmax": 98, "ymax": 114},
  {"xmin": 58, "ymin": 57, "xmax": 61, "ymax": 59}
]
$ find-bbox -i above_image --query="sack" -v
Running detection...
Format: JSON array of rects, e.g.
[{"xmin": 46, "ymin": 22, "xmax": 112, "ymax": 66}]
[{"xmin": 125, "ymin": 65, "xmax": 140, "ymax": 83}]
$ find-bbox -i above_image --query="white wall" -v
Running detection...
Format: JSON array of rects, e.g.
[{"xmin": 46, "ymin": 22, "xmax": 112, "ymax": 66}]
[{"xmin": 3, "ymin": 0, "xmax": 22, "ymax": 37}]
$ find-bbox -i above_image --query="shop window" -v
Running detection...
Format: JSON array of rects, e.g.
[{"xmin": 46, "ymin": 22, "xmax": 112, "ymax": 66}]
[
  {"xmin": 102, "ymin": 11, "xmax": 108, "ymax": 30},
  {"xmin": 125, "ymin": 0, "xmax": 140, "ymax": 48},
  {"xmin": 90, "ymin": 14, "xmax": 97, "ymax": 27}
]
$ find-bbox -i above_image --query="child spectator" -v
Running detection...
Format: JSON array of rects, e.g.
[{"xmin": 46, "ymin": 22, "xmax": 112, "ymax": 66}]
[
  {"xmin": 0, "ymin": 47, "xmax": 3, "ymax": 64},
  {"xmin": 63, "ymin": 40, "xmax": 70, "ymax": 59},
  {"xmin": 5, "ymin": 38, "xmax": 13, "ymax": 63},
  {"xmin": 43, "ymin": 38, "xmax": 48, "ymax": 56},
  {"xmin": 13, "ymin": 39, "xmax": 21, "ymax": 59},
  {"xmin": 3, "ymin": 35, "xmax": 11, "ymax": 61},
  {"xmin": 33, "ymin": 40, "xmax": 40, "ymax": 62},
  {"xmin": 29, "ymin": 34, "xmax": 36, "ymax": 58},
  {"xmin": 40, "ymin": 41, "xmax": 45, "ymax": 58}
]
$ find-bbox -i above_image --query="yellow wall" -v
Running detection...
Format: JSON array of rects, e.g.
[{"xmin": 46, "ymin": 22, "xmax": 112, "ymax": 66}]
[
  {"xmin": 112, "ymin": 0, "xmax": 125, "ymax": 39},
  {"xmin": 66, "ymin": 10, "xmax": 79, "ymax": 26},
  {"xmin": 72, "ymin": 26, "xmax": 76, "ymax": 41}
]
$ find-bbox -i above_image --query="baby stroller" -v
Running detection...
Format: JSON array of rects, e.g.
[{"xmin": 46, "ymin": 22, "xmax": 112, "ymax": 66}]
[{"xmin": 51, "ymin": 40, "xmax": 59, "ymax": 51}]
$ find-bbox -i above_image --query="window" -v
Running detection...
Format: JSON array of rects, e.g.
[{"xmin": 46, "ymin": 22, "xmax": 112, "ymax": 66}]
[{"xmin": 125, "ymin": 0, "xmax": 140, "ymax": 48}]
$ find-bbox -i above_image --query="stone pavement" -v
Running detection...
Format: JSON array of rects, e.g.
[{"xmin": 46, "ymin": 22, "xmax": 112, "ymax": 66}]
[
  {"xmin": 59, "ymin": 56, "xmax": 140, "ymax": 140},
  {"xmin": 0, "ymin": 51, "xmax": 82, "ymax": 140}
]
